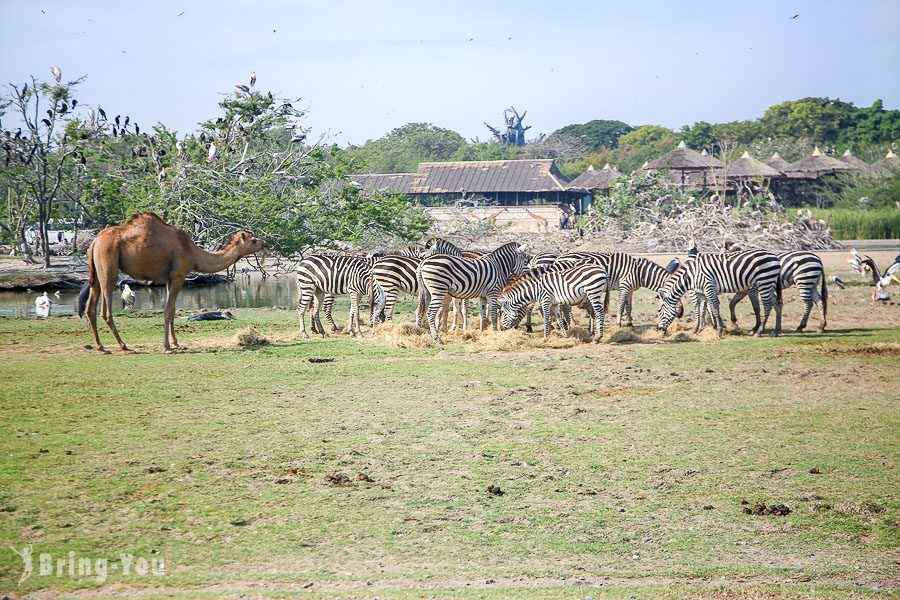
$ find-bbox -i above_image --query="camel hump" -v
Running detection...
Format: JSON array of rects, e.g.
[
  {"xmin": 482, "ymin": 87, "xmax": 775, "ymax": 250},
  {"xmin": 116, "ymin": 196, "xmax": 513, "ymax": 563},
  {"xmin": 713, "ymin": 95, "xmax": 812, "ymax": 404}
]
[{"xmin": 126, "ymin": 212, "xmax": 166, "ymax": 225}]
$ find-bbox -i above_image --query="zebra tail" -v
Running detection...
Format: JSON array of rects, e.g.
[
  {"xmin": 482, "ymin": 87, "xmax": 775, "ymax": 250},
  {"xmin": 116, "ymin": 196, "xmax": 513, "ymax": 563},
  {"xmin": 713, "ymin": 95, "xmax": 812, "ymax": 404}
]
[
  {"xmin": 416, "ymin": 269, "xmax": 430, "ymax": 316},
  {"xmin": 820, "ymin": 273, "xmax": 828, "ymax": 322},
  {"xmin": 776, "ymin": 270, "xmax": 783, "ymax": 308}
]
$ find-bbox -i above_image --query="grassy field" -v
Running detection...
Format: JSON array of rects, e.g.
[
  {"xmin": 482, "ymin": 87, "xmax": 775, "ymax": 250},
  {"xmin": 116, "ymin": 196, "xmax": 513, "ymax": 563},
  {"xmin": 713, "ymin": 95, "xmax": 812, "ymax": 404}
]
[{"xmin": 0, "ymin": 281, "xmax": 898, "ymax": 599}]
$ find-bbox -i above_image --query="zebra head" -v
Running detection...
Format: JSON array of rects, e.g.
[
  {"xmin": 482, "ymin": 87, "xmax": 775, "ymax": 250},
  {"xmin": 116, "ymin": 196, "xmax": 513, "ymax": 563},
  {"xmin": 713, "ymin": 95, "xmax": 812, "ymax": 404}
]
[
  {"xmin": 657, "ymin": 265, "xmax": 690, "ymax": 332},
  {"xmin": 499, "ymin": 286, "xmax": 531, "ymax": 330},
  {"xmin": 422, "ymin": 237, "xmax": 462, "ymax": 258}
]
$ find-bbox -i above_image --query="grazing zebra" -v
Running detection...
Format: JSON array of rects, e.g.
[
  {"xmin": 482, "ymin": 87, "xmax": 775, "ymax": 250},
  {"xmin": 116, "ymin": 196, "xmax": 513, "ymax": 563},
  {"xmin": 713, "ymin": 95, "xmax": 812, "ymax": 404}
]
[
  {"xmin": 657, "ymin": 250, "xmax": 782, "ymax": 336},
  {"xmin": 726, "ymin": 251, "xmax": 827, "ymax": 333},
  {"xmin": 418, "ymin": 242, "xmax": 528, "ymax": 343},
  {"xmin": 370, "ymin": 255, "xmax": 423, "ymax": 326},
  {"xmin": 296, "ymin": 255, "xmax": 373, "ymax": 337},
  {"xmin": 500, "ymin": 264, "xmax": 609, "ymax": 342},
  {"xmin": 557, "ymin": 251, "xmax": 678, "ymax": 326}
]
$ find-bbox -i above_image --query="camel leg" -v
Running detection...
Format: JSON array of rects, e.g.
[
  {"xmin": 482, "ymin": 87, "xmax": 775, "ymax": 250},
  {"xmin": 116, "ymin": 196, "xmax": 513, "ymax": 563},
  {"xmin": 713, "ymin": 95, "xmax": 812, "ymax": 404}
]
[
  {"xmin": 163, "ymin": 277, "xmax": 185, "ymax": 352},
  {"xmin": 86, "ymin": 280, "xmax": 108, "ymax": 354},
  {"xmin": 92, "ymin": 258, "xmax": 132, "ymax": 353}
]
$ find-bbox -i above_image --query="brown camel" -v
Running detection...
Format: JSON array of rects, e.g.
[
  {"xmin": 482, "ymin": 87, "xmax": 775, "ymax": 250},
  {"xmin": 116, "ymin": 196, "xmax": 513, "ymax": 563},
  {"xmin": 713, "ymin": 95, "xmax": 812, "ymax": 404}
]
[{"xmin": 84, "ymin": 212, "xmax": 265, "ymax": 353}]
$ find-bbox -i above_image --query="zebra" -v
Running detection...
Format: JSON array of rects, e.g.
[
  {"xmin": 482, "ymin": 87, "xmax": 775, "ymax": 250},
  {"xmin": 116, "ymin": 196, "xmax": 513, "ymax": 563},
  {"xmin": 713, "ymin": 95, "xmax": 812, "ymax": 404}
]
[
  {"xmin": 370, "ymin": 254, "xmax": 423, "ymax": 326},
  {"xmin": 724, "ymin": 251, "xmax": 827, "ymax": 333},
  {"xmin": 556, "ymin": 251, "xmax": 678, "ymax": 326},
  {"xmin": 296, "ymin": 255, "xmax": 373, "ymax": 337},
  {"xmin": 420, "ymin": 238, "xmax": 487, "ymax": 332},
  {"xmin": 528, "ymin": 252, "xmax": 558, "ymax": 268},
  {"xmin": 417, "ymin": 242, "xmax": 528, "ymax": 343},
  {"xmin": 657, "ymin": 250, "xmax": 782, "ymax": 336},
  {"xmin": 500, "ymin": 264, "xmax": 609, "ymax": 342}
]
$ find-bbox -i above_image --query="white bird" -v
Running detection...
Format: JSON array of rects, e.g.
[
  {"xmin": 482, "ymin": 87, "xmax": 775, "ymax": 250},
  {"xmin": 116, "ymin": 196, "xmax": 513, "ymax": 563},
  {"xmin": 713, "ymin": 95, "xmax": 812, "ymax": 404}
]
[
  {"xmin": 87, "ymin": 105, "xmax": 95, "ymax": 126},
  {"xmin": 250, "ymin": 70, "xmax": 256, "ymax": 87},
  {"xmin": 54, "ymin": 290, "xmax": 61, "ymax": 298},
  {"xmin": 50, "ymin": 66, "xmax": 61, "ymax": 82},
  {"xmin": 175, "ymin": 140, "xmax": 185, "ymax": 159},
  {"xmin": 207, "ymin": 143, "xmax": 217, "ymax": 163},
  {"xmin": 35, "ymin": 292, "xmax": 51, "ymax": 318},
  {"xmin": 830, "ymin": 273, "xmax": 846, "ymax": 290},
  {"xmin": 121, "ymin": 284, "xmax": 136, "ymax": 309}
]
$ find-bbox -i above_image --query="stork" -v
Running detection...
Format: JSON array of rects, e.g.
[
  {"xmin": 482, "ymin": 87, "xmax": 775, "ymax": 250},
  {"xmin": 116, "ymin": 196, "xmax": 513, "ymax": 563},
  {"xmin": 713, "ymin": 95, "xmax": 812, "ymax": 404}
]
[
  {"xmin": 121, "ymin": 284, "xmax": 136, "ymax": 309},
  {"xmin": 50, "ymin": 66, "xmax": 61, "ymax": 82}
]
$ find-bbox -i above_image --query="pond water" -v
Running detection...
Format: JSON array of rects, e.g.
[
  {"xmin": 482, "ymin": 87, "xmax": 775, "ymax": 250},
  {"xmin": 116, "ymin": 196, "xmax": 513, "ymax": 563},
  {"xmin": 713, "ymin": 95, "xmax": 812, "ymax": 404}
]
[{"xmin": 0, "ymin": 274, "xmax": 303, "ymax": 319}]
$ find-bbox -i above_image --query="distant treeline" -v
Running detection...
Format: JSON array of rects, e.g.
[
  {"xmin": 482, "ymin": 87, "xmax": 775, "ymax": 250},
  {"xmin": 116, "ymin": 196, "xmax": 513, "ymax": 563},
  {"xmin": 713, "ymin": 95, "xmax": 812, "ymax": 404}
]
[{"xmin": 345, "ymin": 97, "xmax": 900, "ymax": 177}]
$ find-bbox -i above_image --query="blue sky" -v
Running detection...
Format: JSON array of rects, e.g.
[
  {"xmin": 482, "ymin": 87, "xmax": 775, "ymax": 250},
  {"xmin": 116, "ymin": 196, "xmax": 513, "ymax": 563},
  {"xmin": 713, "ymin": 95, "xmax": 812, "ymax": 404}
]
[{"xmin": 2, "ymin": 0, "xmax": 898, "ymax": 145}]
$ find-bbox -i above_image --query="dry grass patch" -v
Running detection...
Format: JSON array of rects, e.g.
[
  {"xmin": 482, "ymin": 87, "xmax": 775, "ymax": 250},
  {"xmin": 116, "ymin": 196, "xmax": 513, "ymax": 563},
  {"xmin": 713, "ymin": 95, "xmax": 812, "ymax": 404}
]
[
  {"xmin": 231, "ymin": 326, "xmax": 270, "ymax": 348},
  {"xmin": 368, "ymin": 321, "xmax": 435, "ymax": 348}
]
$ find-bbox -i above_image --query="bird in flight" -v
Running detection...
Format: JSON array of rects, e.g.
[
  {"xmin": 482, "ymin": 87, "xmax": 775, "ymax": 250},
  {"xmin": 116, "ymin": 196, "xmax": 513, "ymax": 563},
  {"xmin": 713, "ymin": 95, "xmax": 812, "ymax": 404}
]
[
  {"xmin": 790, "ymin": 14, "xmax": 799, "ymax": 19},
  {"xmin": 177, "ymin": 11, "xmax": 184, "ymax": 16}
]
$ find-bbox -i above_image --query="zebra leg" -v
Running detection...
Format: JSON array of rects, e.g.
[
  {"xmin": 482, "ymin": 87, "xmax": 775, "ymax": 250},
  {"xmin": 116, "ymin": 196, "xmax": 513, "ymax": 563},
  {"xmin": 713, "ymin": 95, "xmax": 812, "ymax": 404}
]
[
  {"xmin": 426, "ymin": 290, "xmax": 446, "ymax": 343},
  {"xmin": 729, "ymin": 290, "xmax": 748, "ymax": 325},
  {"xmin": 541, "ymin": 295, "xmax": 554, "ymax": 340},
  {"xmin": 372, "ymin": 284, "xmax": 388, "ymax": 326},
  {"xmin": 384, "ymin": 288, "xmax": 400, "ymax": 323},
  {"xmin": 525, "ymin": 304, "xmax": 533, "ymax": 333},
  {"xmin": 349, "ymin": 292, "xmax": 361, "ymax": 336},
  {"xmin": 748, "ymin": 288, "xmax": 762, "ymax": 334},
  {"xmin": 590, "ymin": 296, "xmax": 606, "ymax": 343},
  {"xmin": 755, "ymin": 286, "xmax": 776, "ymax": 337},
  {"xmin": 704, "ymin": 286, "xmax": 724, "ymax": 335},
  {"xmin": 488, "ymin": 295, "xmax": 500, "ymax": 331},
  {"xmin": 461, "ymin": 300, "xmax": 469, "ymax": 331},
  {"xmin": 478, "ymin": 298, "xmax": 488, "ymax": 331},
  {"xmin": 297, "ymin": 285, "xmax": 312, "ymax": 338},
  {"xmin": 796, "ymin": 287, "xmax": 814, "ymax": 333},
  {"xmin": 313, "ymin": 290, "xmax": 328, "ymax": 337},
  {"xmin": 322, "ymin": 294, "xmax": 338, "ymax": 332}
]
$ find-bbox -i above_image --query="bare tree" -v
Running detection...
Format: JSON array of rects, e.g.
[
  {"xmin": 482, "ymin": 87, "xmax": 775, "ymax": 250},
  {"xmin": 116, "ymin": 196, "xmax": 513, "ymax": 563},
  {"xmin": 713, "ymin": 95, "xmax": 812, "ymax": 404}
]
[{"xmin": 1, "ymin": 72, "xmax": 89, "ymax": 266}]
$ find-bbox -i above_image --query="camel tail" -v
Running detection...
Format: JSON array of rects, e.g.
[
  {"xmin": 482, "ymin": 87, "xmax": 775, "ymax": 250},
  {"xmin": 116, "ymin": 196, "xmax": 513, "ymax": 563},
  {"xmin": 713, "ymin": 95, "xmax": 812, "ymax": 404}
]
[{"xmin": 78, "ymin": 242, "xmax": 97, "ymax": 318}]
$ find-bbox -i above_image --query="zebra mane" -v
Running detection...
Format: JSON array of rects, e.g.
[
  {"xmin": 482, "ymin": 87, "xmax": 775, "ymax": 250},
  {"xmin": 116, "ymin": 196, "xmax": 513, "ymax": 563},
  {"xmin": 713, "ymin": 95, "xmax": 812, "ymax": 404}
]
[{"xmin": 500, "ymin": 266, "xmax": 548, "ymax": 296}]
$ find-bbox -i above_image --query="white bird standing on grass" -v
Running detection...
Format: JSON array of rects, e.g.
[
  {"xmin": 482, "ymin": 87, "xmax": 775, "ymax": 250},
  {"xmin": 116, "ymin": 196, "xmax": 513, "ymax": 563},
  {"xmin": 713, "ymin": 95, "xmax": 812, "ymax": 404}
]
[{"xmin": 121, "ymin": 284, "xmax": 136, "ymax": 309}]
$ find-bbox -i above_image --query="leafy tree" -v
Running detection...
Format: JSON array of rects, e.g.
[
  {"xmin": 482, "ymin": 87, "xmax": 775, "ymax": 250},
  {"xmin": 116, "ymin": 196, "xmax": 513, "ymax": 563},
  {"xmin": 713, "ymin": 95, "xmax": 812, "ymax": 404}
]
[
  {"xmin": 349, "ymin": 122, "xmax": 468, "ymax": 173},
  {"xmin": 760, "ymin": 97, "xmax": 855, "ymax": 144},
  {"xmin": 615, "ymin": 125, "xmax": 677, "ymax": 173},
  {"xmin": 553, "ymin": 119, "xmax": 633, "ymax": 150}
]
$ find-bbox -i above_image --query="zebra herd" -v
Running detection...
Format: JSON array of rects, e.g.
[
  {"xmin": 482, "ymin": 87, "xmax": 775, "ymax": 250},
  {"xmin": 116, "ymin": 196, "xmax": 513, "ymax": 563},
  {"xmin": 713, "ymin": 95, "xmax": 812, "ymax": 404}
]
[{"xmin": 295, "ymin": 239, "xmax": 828, "ymax": 344}]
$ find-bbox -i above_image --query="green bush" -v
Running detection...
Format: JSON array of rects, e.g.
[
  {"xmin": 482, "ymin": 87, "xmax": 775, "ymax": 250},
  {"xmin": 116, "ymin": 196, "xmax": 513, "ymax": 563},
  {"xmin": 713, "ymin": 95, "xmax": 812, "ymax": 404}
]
[{"xmin": 812, "ymin": 208, "xmax": 900, "ymax": 239}]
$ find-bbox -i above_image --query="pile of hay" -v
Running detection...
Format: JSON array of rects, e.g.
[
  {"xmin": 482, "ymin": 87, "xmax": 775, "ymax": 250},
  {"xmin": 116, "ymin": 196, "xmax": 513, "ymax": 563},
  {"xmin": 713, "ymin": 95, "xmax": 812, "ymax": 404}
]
[
  {"xmin": 231, "ymin": 327, "xmax": 270, "ymax": 348},
  {"xmin": 368, "ymin": 322, "xmax": 434, "ymax": 349}
]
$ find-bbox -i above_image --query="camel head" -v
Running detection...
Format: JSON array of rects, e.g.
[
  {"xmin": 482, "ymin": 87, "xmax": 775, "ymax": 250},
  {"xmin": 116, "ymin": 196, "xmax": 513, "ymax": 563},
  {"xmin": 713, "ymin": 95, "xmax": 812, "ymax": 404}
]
[{"xmin": 223, "ymin": 232, "xmax": 266, "ymax": 256}]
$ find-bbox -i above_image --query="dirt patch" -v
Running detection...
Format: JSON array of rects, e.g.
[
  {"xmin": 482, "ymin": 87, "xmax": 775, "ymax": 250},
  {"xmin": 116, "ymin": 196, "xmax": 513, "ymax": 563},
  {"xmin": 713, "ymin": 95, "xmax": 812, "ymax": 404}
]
[{"xmin": 821, "ymin": 343, "xmax": 900, "ymax": 357}]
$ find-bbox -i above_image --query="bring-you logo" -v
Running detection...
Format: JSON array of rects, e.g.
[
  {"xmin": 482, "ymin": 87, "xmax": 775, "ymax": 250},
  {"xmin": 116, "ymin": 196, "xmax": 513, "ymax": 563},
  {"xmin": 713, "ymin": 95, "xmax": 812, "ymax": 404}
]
[{"xmin": 9, "ymin": 545, "xmax": 165, "ymax": 586}]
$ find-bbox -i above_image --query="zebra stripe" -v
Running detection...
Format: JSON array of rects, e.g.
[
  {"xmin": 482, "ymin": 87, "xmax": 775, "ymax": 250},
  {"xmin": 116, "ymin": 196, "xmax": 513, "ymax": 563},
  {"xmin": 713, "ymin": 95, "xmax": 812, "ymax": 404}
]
[
  {"xmin": 500, "ymin": 264, "xmax": 609, "ymax": 342},
  {"xmin": 296, "ymin": 255, "xmax": 373, "ymax": 337},
  {"xmin": 371, "ymin": 255, "xmax": 422, "ymax": 326},
  {"xmin": 418, "ymin": 242, "xmax": 528, "ymax": 343},
  {"xmin": 658, "ymin": 250, "xmax": 782, "ymax": 336},
  {"xmin": 727, "ymin": 251, "xmax": 827, "ymax": 333},
  {"xmin": 557, "ymin": 251, "xmax": 674, "ymax": 326}
]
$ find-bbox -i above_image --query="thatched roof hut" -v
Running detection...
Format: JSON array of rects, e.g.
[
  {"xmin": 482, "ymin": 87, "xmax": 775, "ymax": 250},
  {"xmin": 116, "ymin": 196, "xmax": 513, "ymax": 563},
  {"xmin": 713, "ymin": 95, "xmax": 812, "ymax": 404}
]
[
  {"xmin": 767, "ymin": 152, "xmax": 791, "ymax": 171},
  {"xmin": 784, "ymin": 146, "xmax": 853, "ymax": 179},
  {"xmin": 726, "ymin": 151, "xmax": 782, "ymax": 179},
  {"xmin": 838, "ymin": 148, "xmax": 870, "ymax": 171},
  {"xmin": 869, "ymin": 149, "xmax": 900, "ymax": 178},
  {"xmin": 645, "ymin": 141, "xmax": 723, "ymax": 171},
  {"xmin": 567, "ymin": 163, "xmax": 623, "ymax": 191}
]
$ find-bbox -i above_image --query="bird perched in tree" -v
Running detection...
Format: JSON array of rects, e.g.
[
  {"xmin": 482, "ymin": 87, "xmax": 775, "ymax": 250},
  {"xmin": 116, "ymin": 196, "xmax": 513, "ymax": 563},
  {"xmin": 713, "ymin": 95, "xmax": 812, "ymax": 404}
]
[
  {"xmin": 830, "ymin": 273, "xmax": 846, "ymax": 290},
  {"xmin": 98, "ymin": 107, "xmax": 107, "ymax": 121},
  {"xmin": 207, "ymin": 142, "xmax": 217, "ymax": 163},
  {"xmin": 124, "ymin": 115, "xmax": 130, "ymax": 127},
  {"xmin": 135, "ymin": 123, "xmax": 140, "ymax": 135},
  {"xmin": 41, "ymin": 118, "xmax": 51, "ymax": 127},
  {"xmin": 50, "ymin": 66, "xmax": 61, "ymax": 82},
  {"xmin": 235, "ymin": 84, "xmax": 250, "ymax": 95},
  {"xmin": 87, "ymin": 105, "xmax": 95, "ymax": 126},
  {"xmin": 60, "ymin": 101, "xmax": 68, "ymax": 113},
  {"xmin": 157, "ymin": 167, "xmax": 167, "ymax": 183},
  {"xmin": 71, "ymin": 99, "xmax": 77, "ymax": 108},
  {"xmin": 121, "ymin": 283, "xmax": 136, "ymax": 309},
  {"xmin": 114, "ymin": 115, "xmax": 120, "ymax": 126},
  {"xmin": 250, "ymin": 70, "xmax": 256, "ymax": 87},
  {"xmin": 175, "ymin": 140, "xmax": 185, "ymax": 158}
]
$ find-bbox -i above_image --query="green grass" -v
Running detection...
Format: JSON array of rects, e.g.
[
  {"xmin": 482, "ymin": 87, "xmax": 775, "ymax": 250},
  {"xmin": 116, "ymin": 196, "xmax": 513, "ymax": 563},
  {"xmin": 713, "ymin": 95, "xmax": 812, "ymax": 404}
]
[
  {"xmin": 812, "ymin": 207, "xmax": 900, "ymax": 239},
  {"xmin": 0, "ymin": 303, "xmax": 898, "ymax": 598}
]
